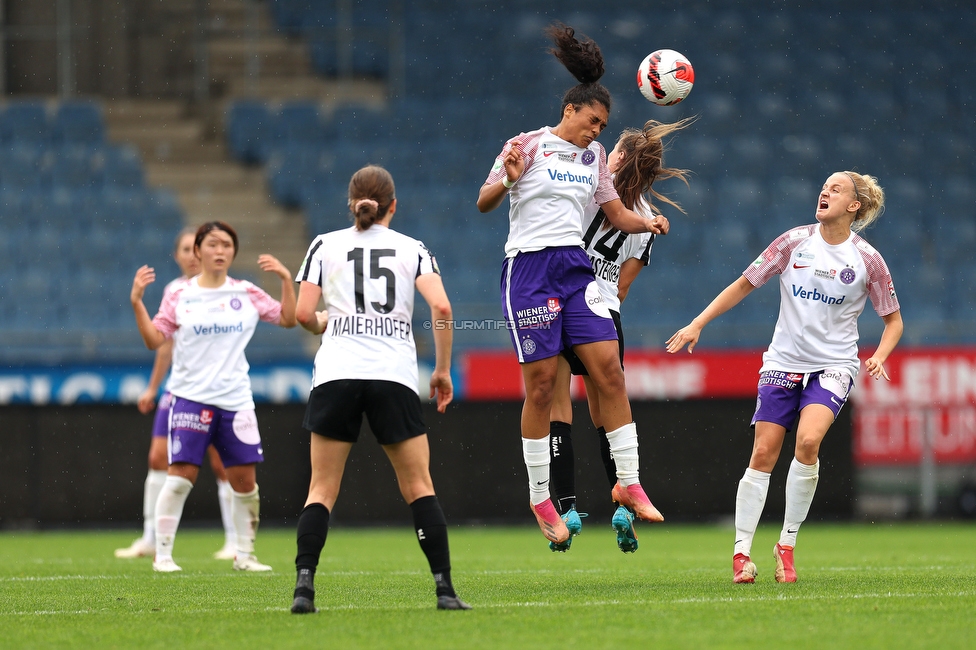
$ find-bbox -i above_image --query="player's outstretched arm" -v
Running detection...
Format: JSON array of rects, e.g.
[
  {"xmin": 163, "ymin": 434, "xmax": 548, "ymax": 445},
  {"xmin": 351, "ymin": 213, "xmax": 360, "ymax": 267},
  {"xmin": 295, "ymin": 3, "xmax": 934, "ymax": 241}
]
[
  {"xmin": 296, "ymin": 281, "xmax": 326, "ymax": 335},
  {"xmin": 416, "ymin": 272, "xmax": 453, "ymax": 413},
  {"xmin": 258, "ymin": 254, "xmax": 297, "ymax": 328},
  {"xmin": 666, "ymin": 276, "xmax": 755, "ymax": 354},
  {"xmin": 601, "ymin": 199, "xmax": 667, "ymax": 235},
  {"xmin": 477, "ymin": 142, "xmax": 525, "ymax": 213},
  {"xmin": 864, "ymin": 310, "xmax": 903, "ymax": 380},
  {"xmin": 131, "ymin": 265, "xmax": 167, "ymax": 350}
]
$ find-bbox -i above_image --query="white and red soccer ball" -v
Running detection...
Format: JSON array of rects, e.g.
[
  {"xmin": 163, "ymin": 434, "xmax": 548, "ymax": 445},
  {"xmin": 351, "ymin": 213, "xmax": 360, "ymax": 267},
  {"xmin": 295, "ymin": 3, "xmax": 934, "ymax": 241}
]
[{"xmin": 637, "ymin": 49, "xmax": 695, "ymax": 106}]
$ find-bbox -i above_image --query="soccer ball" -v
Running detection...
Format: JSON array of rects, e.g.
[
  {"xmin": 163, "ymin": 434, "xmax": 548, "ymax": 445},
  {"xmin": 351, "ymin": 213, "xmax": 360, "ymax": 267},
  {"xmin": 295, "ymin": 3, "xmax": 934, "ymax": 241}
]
[{"xmin": 637, "ymin": 49, "xmax": 695, "ymax": 106}]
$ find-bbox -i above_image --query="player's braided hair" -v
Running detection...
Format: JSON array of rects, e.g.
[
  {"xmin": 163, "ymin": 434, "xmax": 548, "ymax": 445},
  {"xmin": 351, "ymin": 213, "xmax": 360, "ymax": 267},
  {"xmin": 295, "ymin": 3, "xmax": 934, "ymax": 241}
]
[
  {"xmin": 348, "ymin": 165, "xmax": 396, "ymax": 231},
  {"xmin": 844, "ymin": 171, "xmax": 885, "ymax": 232},
  {"xmin": 546, "ymin": 22, "xmax": 611, "ymax": 116}
]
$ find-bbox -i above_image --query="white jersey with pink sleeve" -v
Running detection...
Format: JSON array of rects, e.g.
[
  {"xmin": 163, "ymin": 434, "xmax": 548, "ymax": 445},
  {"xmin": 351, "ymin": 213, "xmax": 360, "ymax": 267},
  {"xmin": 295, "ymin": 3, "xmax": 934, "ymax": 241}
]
[
  {"xmin": 742, "ymin": 223, "xmax": 900, "ymax": 378},
  {"xmin": 152, "ymin": 276, "xmax": 283, "ymax": 411},
  {"xmin": 485, "ymin": 127, "xmax": 619, "ymax": 257},
  {"xmin": 159, "ymin": 276, "xmax": 191, "ymax": 394}
]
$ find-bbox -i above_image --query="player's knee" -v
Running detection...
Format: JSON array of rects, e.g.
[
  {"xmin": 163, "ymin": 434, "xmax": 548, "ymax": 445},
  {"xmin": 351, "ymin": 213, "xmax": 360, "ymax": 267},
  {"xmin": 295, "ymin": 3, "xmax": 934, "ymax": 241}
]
[
  {"xmin": 592, "ymin": 361, "xmax": 625, "ymax": 394},
  {"xmin": 525, "ymin": 375, "xmax": 556, "ymax": 407},
  {"xmin": 795, "ymin": 437, "xmax": 821, "ymax": 464}
]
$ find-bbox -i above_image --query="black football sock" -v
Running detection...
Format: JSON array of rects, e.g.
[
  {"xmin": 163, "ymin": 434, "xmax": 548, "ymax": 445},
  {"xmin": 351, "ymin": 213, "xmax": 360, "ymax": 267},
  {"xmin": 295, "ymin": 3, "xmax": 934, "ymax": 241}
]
[
  {"xmin": 294, "ymin": 503, "xmax": 330, "ymax": 599},
  {"xmin": 409, "ymin": 495, "xmax": 456, "ymax": 598},
  {"xmin": 549, "ymin": 421, "xmax": 576, "ymax": 514},
  {"xmin": 598, "ymin": 426, "xmax": 617, "ymax": 488}
]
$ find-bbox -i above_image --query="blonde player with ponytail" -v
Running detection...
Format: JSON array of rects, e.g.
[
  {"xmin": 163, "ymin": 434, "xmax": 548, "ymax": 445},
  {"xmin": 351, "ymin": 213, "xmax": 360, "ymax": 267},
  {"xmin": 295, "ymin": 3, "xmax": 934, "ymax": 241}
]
[{"xmin": 667, "ymin": 171, "xmax": 903, "ymax": 584}]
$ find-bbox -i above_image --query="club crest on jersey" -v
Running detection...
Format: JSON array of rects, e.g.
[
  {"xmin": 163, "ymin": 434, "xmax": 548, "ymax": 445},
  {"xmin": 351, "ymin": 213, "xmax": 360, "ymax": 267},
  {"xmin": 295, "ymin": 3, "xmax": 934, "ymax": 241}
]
[
  {"xmin": 521, "ymin": 337, "xmax": 537, "ymax": 355},
  {"xmin": 547, "ymin": 298, "xmax": 562, "ymax": 312},
  {"xmin": 839, "ymin": 267, "xmax": 856, "ymax": 285},
  {"xmin": 230, "ymin": 297, "xmax": 242, "ymax": 310},
  {"xmin": 581, "ymin": 150, "xmax": 596, "ymax": 165}
]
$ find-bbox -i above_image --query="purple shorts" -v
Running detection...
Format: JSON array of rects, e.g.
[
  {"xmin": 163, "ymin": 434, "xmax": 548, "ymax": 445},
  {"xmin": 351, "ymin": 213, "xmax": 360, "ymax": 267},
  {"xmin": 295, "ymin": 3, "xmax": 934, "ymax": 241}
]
[
  {"xmin": 501, "ymin": 246, "xmax": 617, "ymax": 363},
  {"xmin": 151, "ymin": 392, "xmax": 174, "ymax": 438},
  {"xmin": 168, "ymin": 397, "xmax": 264, "ymax": 468},
  {"xmin": 751, "ymin": 369, "xmax": 854, "ymax": 431}
]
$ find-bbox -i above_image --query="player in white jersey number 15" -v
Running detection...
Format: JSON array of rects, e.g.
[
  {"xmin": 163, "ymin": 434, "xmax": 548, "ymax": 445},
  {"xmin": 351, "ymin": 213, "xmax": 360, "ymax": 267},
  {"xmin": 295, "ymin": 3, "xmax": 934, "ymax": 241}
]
[
  {"xmin": 290, "ymin": 165, "xmax": 470, "ymax": 613},
  {"xmin": 666, "ymin": 171, "xmax": 903, "ymax": 584}
]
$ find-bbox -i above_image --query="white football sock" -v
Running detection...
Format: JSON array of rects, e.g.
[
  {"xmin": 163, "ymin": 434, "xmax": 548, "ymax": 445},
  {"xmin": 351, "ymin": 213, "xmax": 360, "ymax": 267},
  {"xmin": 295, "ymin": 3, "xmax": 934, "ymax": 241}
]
[
  {"xmin": 734, "ymin": 467, "xmax": 770, "ymax": 558},
  {"xmin": 142, "ymin": 470, "xmax": 168, "ymax": 544},
  {"xmin": 522, "ymin": 436, "xmax": 551, "ymax": 506},
  {"xmin": 232, "ymin": 486, "xmax": 261, "ymax": 556},
  {"xmin": 780, "ymin": 458, "xmax": 820, "ymax": 548},
  {"xmin": 216, "ymin": 479, "xmax": 236, "ymax": 547},
  {"xmin": 155, "ymin": 475, "xmax": 194, "ymax": 561},
  {"xmin": 605, "ymin": 422, "xmax": 640, "ymax": 487}
]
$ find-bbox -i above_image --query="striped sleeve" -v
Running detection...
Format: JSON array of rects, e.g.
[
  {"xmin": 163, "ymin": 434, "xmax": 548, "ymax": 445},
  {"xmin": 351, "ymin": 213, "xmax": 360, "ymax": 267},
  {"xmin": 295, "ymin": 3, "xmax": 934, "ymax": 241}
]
[
  {"xmin": 742, "ymin": 226, "xmax": 813, "ymax": 287},
  {"xmin": 296, "ymin": 236, "xmax": 324, "ymax": 286},
  {"xmin": 151, "ymin": 284, "xmax": 183, "ymax": 338},
  {"xmin": 593, "ymin": 141, "xmax": 620, "ymax": 206},
  {"xmin": 636, "ymin": 233, "xmax": 654, "ymax": 265},
  {"xmin": 856, "ymin": 238, "xmax": 901, "ymax": 317},
  {"xmin": 484, "ymin": 130, "xmax": 541, "ymax": 185},
  {"xmin": 244, "ymin": 281, "xmax": 283, "ymax": 325},
  {"xmin": 415, "ymin": 239, "xmax": 439, "ymax": 277}
]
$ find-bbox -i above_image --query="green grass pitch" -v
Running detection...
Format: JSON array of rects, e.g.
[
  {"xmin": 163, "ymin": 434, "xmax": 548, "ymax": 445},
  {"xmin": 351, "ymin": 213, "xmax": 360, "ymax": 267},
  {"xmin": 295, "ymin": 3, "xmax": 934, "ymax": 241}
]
[{"xmin": 1, "ymin": 522, "xmax": 973, "ymax": 649}]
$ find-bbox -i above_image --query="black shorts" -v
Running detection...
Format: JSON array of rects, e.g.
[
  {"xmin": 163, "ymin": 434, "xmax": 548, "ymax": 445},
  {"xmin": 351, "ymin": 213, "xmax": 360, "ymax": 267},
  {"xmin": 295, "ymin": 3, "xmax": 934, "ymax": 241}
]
[
  {"xmin": 562, "ymin": 309, "xmax": 624, "ymax": 376},
  {"xmin": 304, "ymin": 379, "xmax": 426, "ymax": 445}
]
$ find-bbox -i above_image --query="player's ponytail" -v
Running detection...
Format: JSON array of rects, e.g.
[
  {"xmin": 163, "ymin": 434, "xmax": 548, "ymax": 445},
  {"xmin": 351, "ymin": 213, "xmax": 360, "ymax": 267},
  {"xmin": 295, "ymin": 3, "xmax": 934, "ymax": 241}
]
[
  {"xmin": 610, "ymin": 118, "xmax": 694, "ymax": 224},
  {"xmin": 348, "ymin": 165, "xmax": 396, "ymax": 231},
  {"xmin": 546, "ymin": 22, "xmax": 611, "ymax": 116},
  {"xmin": 845, "ymin": 171, "xmax": 885, "ymax": 232}
]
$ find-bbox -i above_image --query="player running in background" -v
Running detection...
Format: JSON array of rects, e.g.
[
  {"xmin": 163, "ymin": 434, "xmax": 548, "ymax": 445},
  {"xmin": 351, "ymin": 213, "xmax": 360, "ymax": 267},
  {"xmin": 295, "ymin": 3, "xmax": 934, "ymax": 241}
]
[
  {"xmin": 548, "ymin": 118, "xmax": 691, "ymax": 553},
  {"xmin": 290, "ymin": 165, "xmax": 469, "ymax": 613},
  {"xmin": 115, "ymin": 227, "xmax": 239, "ymax": 561},
  {"xmin": 477, "ymin": 22, "xmax": 667, "ymax": 549},
  {"xmin": 130, "ymin": 221, "xmax": 297, "ymax": 572},
  {"xmin": 666, "ymin": 171, "xmax": 902, "ymax": 583}
]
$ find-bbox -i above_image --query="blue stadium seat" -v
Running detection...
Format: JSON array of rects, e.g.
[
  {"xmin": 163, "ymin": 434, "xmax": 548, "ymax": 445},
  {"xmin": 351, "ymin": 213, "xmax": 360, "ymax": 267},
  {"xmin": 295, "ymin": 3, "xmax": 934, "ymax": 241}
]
[
  {"xmin": 49, "ymin": 145, "xmax": 101, "ymax": 190},
  {"xmin": 266, "ymin": 144, "xmax": 328, "ymax": 208},
  {"xmin": 268, "ymin": 0, "xmax": 314, "ymax": 37},
  {"xmin": 147, "ymin": 188, "xmax": 185, "ymax": 231},
  {"xmin": 332, "ymin": 105, "xmax": 391, "ymax": 143},
  {"xmin": 53, "ymin": 100, "xmax": 106, "ymax": 146},
  {"xmin": 0, "ymin": 100, "xmax": 52, "ymax": 146},
  {"xmin": 275, "ymin": 101, "xmax": 333, "ymax": 145},
  {"xmin": 101, "ymin": 144, "xmax": 146, "ymax": 190},
  {"xmin": 225, "ymin": 100, "xmax": 276, "ymax": 165},
  {"xmin": 0, "ymin": 145, "xmax": 51, "ymax": 190}
]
